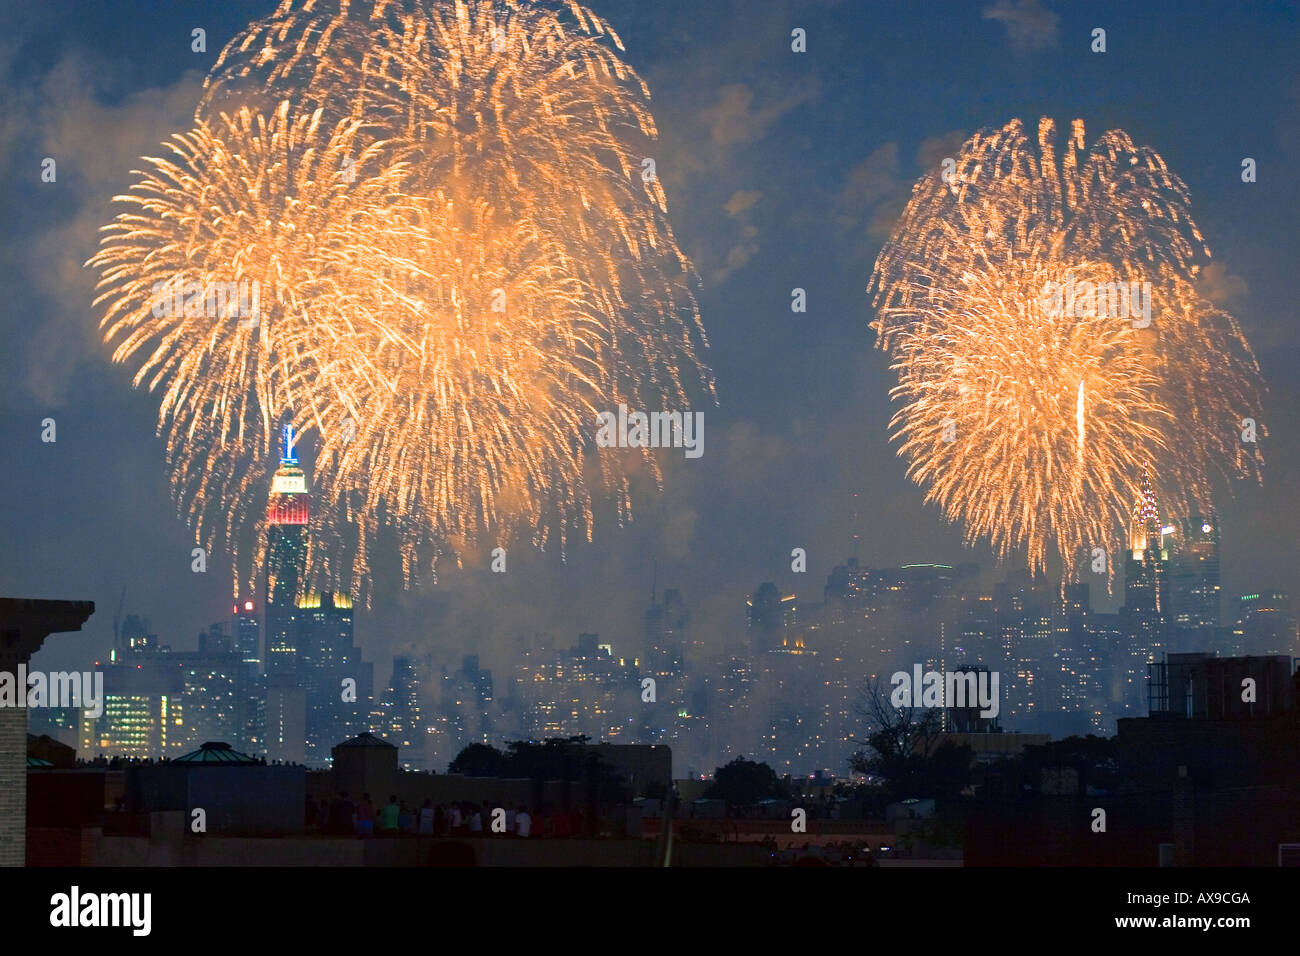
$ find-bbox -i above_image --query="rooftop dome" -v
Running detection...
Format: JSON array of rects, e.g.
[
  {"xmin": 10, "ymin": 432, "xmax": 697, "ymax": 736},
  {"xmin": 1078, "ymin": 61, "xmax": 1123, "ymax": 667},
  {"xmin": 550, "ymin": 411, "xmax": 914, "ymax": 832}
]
[
  {"xmin": 174, "ymin": 741, "xmax": 260, "ymax": 764},
  {"xmin": 335, "ymin": 731, "xmax": 396, "ymax": 750}
]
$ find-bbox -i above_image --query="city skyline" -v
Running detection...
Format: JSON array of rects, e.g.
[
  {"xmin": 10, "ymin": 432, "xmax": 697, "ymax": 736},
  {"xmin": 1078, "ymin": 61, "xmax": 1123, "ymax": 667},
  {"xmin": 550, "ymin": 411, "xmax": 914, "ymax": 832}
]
[{"xmin": 26, "ymin": 424, "xmax": 1294, "ymax": 780}]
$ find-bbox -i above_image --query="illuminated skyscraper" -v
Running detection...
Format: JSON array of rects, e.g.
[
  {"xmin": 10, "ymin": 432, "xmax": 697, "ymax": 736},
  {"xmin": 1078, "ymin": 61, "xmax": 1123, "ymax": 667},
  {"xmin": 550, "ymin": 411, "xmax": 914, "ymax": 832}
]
[
  {"xmin": 1123, "ymin": 465, "xmax": 1170, "ymax": 690},
  {"xmin": 298, "ymin": 590, "xmax": 371, "ymax": 764},
  {"xmin": 1238, "ymin": 590, "xmax": 1298, "ymax": 655},
  {"xmin": 233, "ymin": 599, "xmax": 261, "ymax": 670},
  {"xmin": 746, "ymin": 583, "xmax": 797, "ymax": 652},
  {"xmin": 645, "ymin": 586, "xmax": 688, "ymax": 677},
  {"xmin": 264, "ymin": 424, "xmax": 308, "ymax": 676},
  {"xmin": 377, "ymin": 655, "xmax": 427, "ymax": 768},
  {"xmin": 1169, "ymin": 515, "xmax": 1221, "ymax": 628},
  {"xmin": 230, "ymin": 601, "xmax": 266, "ymax": 753},
  {"xmin": 258, "ymin": 423, "xmax": 373, "ymax": 764}
]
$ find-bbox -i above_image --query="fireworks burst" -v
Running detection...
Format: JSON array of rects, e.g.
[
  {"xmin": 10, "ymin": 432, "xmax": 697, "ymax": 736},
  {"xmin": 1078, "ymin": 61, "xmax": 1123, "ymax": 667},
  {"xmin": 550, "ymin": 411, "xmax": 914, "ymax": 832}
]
[
  {"xmin": 88, "ymin": 0, "xmax": 712, "ymax": 601},
  {"xmin": 869, "ymin": 117, "xmax": 1264, "ymax": 580}
]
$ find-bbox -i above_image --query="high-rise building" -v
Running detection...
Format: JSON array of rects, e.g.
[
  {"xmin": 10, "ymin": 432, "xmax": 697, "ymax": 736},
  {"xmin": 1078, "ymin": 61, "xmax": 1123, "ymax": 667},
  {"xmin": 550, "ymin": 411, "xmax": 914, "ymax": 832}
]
[
  {"xmin": 297, "ymin": 591, "xmax": 371, "ymax": 764},
  {"xmin": 264, "ymin": 424, "xmax": 308, "ymax": 677},
  {"xmin": 756, "ymin": 626, "xmax": 829, "ymax": 773},
  {"xmin": 746, "ymin": 583, "xmax": 797, "ymax": 651},
  {"xmin": 232, "ymin": 600, "xmax": 265, "ymax": 752},
  {"xmin": 264, "ymin": 680, "xmax": 307, "ymax": 765},
  {"xmin": 1169, "ymin": 515, "xmax": 1221, "ymax": 628},
  {"xmin": 176, "ymin": 624, "xmax": 250, "ymax": 751},
  {"xmin": 256, "ymin": 423, "xmax": 373, "ymax": 764},
  {"xmin": 645, "ymin": 587, "xmax": 688, "ymax": 678},
  {"xmin": 1238, "ymin": 590, "xmax": 1298, "ymax": 655},
  {"xmin": 378, "ymin": 655, "xmax": 427, "ymax": 769},
  {"xmin": 1123, "ymin": 465, "xmax": 1170, "ymax": 669},
  {"xmin": 509, "ymin": 634, "xmax": 636, "ymax": 742},
  {"xmin": 91, "ymin": 656, "xmax": 185, "ymax": 759},
  {"xmin": 233, "ymin": 599, "xmax": 261, "ymax": 669}
]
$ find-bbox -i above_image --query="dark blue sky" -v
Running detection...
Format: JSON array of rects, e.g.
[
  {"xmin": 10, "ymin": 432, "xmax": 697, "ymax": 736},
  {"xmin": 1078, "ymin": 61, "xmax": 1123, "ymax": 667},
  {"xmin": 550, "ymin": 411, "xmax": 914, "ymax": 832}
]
[{"xmin": 2, "ymin": 0, "xmax": 1296, "ymax": 683}]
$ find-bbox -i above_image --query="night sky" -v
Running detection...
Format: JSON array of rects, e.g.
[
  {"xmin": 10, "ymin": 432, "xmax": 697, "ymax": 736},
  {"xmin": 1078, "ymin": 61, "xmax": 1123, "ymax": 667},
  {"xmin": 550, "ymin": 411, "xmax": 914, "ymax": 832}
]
[{"xmin": 2, "ymin": 0, "xmax": 1296, "ymax": 687}]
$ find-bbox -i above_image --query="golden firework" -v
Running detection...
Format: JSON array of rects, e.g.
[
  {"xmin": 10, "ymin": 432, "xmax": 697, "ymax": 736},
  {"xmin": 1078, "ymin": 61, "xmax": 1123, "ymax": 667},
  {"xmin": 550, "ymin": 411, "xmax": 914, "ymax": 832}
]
[
  {"xmin": 869, "ymin": 118, "xmax": 1263, "ymax": 580},
  {"xmin": 88, "ymin": 0, "xmax": 712, "ymax": 601}
]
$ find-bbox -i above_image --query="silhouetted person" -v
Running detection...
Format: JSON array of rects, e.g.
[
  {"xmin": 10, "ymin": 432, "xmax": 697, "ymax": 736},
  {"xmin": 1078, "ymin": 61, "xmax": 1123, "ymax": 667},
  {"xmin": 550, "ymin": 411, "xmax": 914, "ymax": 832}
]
[
  {"xmin": 330, "ymin": 792, "xmax": 355, "ymax": 835},
  {"xmin": 379, "ymin": 794, "xmax": 400, "ymax": 834},
  {"xmin": 356, "ymin": 793, "xmax": 376, "ymax": 836},
  {"xmin": 552, "ymin": 808, "xmax": 571, "ymax": 838}
]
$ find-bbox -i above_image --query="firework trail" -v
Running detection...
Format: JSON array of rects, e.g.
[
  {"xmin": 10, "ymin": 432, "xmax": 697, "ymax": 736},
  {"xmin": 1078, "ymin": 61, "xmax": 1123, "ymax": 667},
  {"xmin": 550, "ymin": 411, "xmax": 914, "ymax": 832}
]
[
  {"xmin": 88, "ymin": 0, "xmax": 712, "ymax": 600},
  {"xmin": 869, "ymin": 118, "xmax": 1263, "ymax": 580}
]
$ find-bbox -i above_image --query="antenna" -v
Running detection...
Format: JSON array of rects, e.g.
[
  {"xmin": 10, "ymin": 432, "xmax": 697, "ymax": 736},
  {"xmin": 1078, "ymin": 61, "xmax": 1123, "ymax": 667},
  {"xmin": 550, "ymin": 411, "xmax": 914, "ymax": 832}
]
[
  {"xmin": 281, "ymin": 422, "xmax": 299, "ymax": 465},
  {"xmin": 113, "ymin": 587, "xmax": 126, "ymax": 647}
]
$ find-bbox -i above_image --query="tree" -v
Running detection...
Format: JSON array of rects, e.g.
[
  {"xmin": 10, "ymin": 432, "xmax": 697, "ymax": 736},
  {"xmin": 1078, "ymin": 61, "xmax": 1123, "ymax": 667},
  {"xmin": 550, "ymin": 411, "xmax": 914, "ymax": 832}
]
[
  {"xmin": 1020, "ymin": 735, "xmax": 1121, "ymax": 795},
  {"xmin": 448, "ymin": 736, "xmax": 630, "ymax": 805},
  {"xmin": 704, "ymin": 757, "xmax": 789, "ymax": 810},
  {"xmin": 447, "ymin": 742, "xmax": 509, "ymax": 777},
  {"xmin": 848, "ymin": 676, "xmax": 972, "ymax": 803}
]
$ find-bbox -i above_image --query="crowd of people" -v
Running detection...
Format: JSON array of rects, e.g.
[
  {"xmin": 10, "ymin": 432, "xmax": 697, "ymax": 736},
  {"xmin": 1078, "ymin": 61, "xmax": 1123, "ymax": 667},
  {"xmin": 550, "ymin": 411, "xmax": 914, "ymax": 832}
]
[
  {"xmin": 770, "ymin": 840, "xmax": 884, "ymax": 866},
  {"xmin": 309, "ymin": 793, "xmax": 590, "ymax": 839}
]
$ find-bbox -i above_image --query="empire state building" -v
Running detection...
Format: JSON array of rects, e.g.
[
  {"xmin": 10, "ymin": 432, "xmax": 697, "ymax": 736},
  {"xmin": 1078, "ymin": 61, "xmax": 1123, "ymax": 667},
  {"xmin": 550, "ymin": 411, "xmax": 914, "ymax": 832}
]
[{"xmin": 264, "ymin": 424, "xmax": 308, "ymax": 676}]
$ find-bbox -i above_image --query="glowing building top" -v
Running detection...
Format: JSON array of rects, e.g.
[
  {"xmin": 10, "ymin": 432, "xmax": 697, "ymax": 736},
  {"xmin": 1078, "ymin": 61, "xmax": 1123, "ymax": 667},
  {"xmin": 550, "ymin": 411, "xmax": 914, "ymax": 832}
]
[
  {"xmin": 268, "ymin": 423, "xmax": 309, "ymax": 525},
  {"xmin": 1129, "ymin": 463, "xmax": 1162, "ymax": 557}
]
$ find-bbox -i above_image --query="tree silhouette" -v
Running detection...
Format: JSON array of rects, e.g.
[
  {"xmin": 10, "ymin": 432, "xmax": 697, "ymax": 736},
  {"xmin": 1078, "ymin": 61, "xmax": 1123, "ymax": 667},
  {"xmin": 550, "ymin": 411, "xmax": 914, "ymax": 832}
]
[
  {"xmin": 848, "ymin": 676, "xmax": 972, "ymax": 803},
  {"xmin": 704, "ymin": 757, "xmax": 789, "ymax": 810}
]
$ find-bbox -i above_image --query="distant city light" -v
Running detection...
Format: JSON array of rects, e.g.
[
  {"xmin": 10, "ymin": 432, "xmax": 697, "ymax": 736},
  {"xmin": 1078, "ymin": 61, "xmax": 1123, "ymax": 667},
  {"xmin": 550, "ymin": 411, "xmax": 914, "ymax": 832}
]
[
  {"xmin": 1201, "ymin": 522, "xmax": 1212, "ymax": 533},
  {"xmin": 1161, "ymin": 525, "xmax": 1176, "ymax": 536}
]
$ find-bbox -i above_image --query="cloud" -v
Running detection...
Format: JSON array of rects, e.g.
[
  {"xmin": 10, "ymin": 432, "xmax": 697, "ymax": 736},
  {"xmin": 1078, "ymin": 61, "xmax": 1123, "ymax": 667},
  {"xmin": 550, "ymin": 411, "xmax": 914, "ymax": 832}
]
[
  {"xmin": 1195, "ymin": 261, "xmax": 1248, "ymax": 307},
  {"xmin": 840, "ymin": 142, "xmax": 900, "ymax": 209},
  {"xmin": 700, "ymin": 82, "xmax": 814, "ymax": 150},
  {"xmin": 916, "ymin": 130, "xmax": 969, "ymax": 171},
  {"xmin": 1, "ymin": 48, "xmax": 203, "ymax": 406},
  {"xmin": 833, "ymin": 131, "xmax": 970, "ymax": 253},
  {"xmin": 724, "ymin": 189, "xmax": 763, "ymax": 217},
  {"xmin": 982, "ymin": 0, "xmax": 1060, "ymax": 53},
  {"xmin": 835, "ymin": 142, "xmax": 908, "ymax": 249},
  {"xmin": 713, "ymin": 190, "xmax": 763, "ymax": 284}
]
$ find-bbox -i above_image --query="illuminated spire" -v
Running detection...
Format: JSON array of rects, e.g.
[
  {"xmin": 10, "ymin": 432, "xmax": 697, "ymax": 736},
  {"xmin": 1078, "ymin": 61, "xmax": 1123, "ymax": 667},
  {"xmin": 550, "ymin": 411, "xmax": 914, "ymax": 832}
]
[
  {"xmin": 1129, "ymin": 462, "xmax": 1162, "ymax": 554},
  {"xmin": 269, "ymin": 420, "xmax": 308, "ymax": 525},
  {"xmin": 281, "ymin": 423, "xmax": 298, "ymax": 465}
]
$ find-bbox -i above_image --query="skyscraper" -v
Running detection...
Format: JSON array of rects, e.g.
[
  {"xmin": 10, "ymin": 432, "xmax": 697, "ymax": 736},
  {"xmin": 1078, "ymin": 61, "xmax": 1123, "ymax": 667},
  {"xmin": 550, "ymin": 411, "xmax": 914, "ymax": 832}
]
[
  {"xmin": 264, "ymin": 424, "xmax": 308, "ymax": 677},
  {"xmin": 233, "ymin": 600, "xmax": 261, "ymax": 670},
  {"xmin": 256, "ymin": 423, "xmax": 374, "ymax": 764},
  {"xmin": 1122, "ymin": 465, "xmax": 1170, "ymax": 701},
  {"xmin": 298, "ymin": 590, "xmax": 371, "ymax": 764},
  {"xmin": 1238, "ymin": 590, "xmax": 1298, "ymax": 655},
  {"xmin": 645, "ymin": 586, "xmax": 688, "ymax": 677},
  {"xmin": 378, "ymin": 655, "xmax": 427, "ymax": 768},
  {"xmin": 261, "ymin": 425, "xmax": 309, "ymax": 763},
  {"xmin": 177, "ymin": 624, "xmax": 249, "ymax": 751},
  {"xmin": 1169, "ymin": 515, "xmax": 1221, "ymax": 628},
  {"xmin": 746, "ymin": 582, "xmax": 797, "ymax": 651}
]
